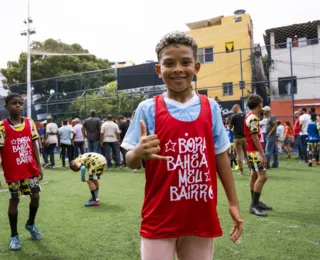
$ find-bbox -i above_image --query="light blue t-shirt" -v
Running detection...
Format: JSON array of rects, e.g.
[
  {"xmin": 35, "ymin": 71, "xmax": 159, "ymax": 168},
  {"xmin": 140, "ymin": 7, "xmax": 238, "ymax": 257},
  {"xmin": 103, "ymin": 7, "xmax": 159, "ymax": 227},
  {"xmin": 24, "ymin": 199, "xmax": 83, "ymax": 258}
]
[
  {"xmin": 58, "ymin": 125, "xmax": 73, "ymax": 145},
  {"xmin": 121, "ymin": 93, "xmax": 230, "ymax": 155}
]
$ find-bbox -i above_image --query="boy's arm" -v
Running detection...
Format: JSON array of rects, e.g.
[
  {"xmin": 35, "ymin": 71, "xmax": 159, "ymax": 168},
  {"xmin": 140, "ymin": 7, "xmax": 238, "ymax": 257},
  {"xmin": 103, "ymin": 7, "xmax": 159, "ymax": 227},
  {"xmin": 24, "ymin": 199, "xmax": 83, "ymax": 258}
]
[
  {"xmin": 32, "ymin": 140, "xmax": 44, "ymax": 181},
  {"xmin": 216, "ymin": 151, "xmax": 243, "ymax": 243},
  {"xmin": 126, "ymin": 120, "xmax": 168, "ymax": 169},
  {"xmin": 80, "ymin": 165, "xmax": 86, "ymax": 182}
]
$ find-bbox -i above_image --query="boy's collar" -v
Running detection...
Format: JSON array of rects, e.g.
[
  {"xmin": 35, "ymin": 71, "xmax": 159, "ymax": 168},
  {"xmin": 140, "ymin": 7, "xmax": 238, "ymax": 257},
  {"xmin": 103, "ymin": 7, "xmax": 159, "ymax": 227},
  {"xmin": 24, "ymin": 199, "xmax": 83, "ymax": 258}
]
[{"xmin": 7, "ymin": 117, "xmax": 24, "ymax": 126}]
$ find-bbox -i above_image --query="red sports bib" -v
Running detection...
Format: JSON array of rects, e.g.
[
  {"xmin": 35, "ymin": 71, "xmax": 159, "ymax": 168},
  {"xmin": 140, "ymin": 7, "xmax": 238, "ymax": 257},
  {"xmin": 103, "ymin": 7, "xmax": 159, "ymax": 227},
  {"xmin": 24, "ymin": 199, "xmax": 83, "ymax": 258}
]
[
  {"xmin": 140, "ymin": 95, "xmax": 222, "ymax": 238},
  {"xmin": 1, "ymin": 118, "xmax": 40, "ymax": 182}
]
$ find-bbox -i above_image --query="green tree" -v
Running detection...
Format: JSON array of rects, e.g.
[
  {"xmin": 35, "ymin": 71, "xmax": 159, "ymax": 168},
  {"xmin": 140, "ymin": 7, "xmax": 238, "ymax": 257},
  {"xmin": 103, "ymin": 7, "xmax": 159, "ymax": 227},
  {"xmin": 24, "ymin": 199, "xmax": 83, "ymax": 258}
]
[
  {"xmin": 1, "ymin": 39, "xmax": 115, "ymax": 95},
  {"xmin": 66, "ymin": 81, "xmax": 145, "ymax": 119}
]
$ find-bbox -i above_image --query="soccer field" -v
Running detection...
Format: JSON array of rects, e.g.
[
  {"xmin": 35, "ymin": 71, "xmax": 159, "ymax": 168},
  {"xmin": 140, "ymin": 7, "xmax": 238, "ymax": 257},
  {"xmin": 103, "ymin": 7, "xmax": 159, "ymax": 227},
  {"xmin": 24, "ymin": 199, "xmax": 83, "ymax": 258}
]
[{"xmin": 0, "ymin": 154, "xmax": 319, "ymax": 260}]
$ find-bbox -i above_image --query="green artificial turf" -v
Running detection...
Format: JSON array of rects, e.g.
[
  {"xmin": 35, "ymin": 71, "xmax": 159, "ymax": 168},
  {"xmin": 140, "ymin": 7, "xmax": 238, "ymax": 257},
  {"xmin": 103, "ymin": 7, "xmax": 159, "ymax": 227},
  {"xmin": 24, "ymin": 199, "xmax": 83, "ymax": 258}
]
[{"xmin": 0, "ymin": 154, "xmax": 319, "ymax": 260}]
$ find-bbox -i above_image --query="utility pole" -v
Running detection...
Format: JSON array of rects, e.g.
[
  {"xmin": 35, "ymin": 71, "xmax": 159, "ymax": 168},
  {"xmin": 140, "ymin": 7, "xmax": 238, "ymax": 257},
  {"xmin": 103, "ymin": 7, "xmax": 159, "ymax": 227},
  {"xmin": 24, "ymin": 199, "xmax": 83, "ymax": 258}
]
[{"xmin": 21, "ymin": 0, "xmax": 36, "ymax": 118}]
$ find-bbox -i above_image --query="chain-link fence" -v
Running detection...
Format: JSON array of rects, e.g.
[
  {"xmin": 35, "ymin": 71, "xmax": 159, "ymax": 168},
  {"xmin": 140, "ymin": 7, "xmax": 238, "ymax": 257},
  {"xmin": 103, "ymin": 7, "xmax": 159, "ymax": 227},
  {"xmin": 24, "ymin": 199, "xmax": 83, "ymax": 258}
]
[{"xmin": 1, "ymin": 37, "xmax": 320, "ymax": 125}]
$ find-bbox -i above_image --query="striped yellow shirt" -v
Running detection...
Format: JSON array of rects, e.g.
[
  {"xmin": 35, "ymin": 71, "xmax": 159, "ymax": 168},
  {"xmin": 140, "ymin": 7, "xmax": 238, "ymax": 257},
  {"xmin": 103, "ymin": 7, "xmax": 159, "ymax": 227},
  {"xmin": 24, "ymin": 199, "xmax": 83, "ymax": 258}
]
[{"xmin": 0, "ymin": 117, "xmax": 38, "ymax": 148}]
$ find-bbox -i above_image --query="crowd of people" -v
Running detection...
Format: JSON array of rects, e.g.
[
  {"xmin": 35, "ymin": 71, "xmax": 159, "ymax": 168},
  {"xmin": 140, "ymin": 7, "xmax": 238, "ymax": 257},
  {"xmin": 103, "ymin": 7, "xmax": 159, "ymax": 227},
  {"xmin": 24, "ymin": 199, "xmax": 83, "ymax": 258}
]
[
  {"xmin": 37, "ymin": 110, "xmax": 131, "ymax": 170},
  {"xmin": 224, "ymin": 105, "xmax": 320, "ymax": 176}
]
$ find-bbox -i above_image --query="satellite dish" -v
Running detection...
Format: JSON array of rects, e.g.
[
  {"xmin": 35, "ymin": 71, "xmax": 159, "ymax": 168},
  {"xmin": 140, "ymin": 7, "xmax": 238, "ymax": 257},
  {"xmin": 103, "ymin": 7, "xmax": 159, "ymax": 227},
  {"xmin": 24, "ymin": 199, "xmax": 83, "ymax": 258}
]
[{"xmin": 234, "ymin": 9, "xmax": 246, "ymax": 15}]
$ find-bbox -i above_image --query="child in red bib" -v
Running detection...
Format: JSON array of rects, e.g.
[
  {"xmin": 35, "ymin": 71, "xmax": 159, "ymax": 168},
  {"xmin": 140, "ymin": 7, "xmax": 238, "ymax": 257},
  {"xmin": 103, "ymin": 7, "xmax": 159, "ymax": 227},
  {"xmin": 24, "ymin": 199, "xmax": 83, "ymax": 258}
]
[
  {"xmin": 0, "ymin": 93, "xmax": 43, "ymax": 250},
  {"xmin": 123, "ymin": 32, "xmax": 243, "ymax": 260}
]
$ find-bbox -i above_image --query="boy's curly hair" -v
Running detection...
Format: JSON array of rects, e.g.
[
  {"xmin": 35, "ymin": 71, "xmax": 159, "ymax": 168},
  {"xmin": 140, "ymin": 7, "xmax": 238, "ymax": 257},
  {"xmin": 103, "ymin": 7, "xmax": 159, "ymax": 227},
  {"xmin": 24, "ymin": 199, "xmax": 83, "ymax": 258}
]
[
  {"xmin": 155, "ymin": 31, "xmax": 198, "ymax": 60},
  {"xmin": 246, "ymin": 94, "xmax": 263, "ymax": 110}
]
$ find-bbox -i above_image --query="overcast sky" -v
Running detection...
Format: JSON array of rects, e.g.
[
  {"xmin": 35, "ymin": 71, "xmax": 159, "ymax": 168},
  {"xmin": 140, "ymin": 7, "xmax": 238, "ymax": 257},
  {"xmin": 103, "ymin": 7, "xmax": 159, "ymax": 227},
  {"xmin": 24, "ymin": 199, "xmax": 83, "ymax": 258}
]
[{"xmin": 0, "ymin": 0, "xmax": 319, "ymax": 70}]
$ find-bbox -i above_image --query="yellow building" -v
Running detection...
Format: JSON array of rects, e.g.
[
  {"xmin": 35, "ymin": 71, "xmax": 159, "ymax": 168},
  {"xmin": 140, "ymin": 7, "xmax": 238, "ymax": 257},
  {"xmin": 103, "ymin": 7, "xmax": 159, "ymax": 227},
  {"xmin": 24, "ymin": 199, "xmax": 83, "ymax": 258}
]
[{"xmin": 186, "ymin": 10, "xmax": 254, "ymax": 101}]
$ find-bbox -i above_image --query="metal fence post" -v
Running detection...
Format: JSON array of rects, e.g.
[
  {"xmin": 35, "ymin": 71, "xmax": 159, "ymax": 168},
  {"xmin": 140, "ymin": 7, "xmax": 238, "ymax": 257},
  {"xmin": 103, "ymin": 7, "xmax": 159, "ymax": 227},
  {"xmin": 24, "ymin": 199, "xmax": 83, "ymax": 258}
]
[
  {"xmin": 117, "ymin": 91, "xmax": 120, "ymax": 117},
  {"xmin": 55, "ymin": 78, "xmax": 59, "ymax": 123},
  {"xmin": 289, "ymin": 45, "xmax": 295, "ymax": 122},
  {"xmin": 239, "ymin": 49, "xmax": 245, "ymax": 111},
  {"xmin": 83, "ymin": 73, "xmax": 87, "ymax": 118}
]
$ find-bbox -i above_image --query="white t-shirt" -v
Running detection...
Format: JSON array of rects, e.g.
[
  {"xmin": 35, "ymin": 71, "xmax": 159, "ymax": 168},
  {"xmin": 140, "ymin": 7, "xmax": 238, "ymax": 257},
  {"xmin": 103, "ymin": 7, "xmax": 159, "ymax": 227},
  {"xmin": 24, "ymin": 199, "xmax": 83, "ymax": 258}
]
[
  {"xmin": 46, "ymin": 122, "xmax": 58, "ymax": 144},
  {"xmin": 299, "ymin": 114, "xmax": 311, "ymax": 135},
  {"xmin": 276, "ymin": 125, "xmax": 284, "ymax": 141},
  {"xmin": 259, "ymin": 118, "xmax": 267, "ymax": 134},
  {"xmin": 100, "ymin": 121, "xmax": 120, "ymax": 142}
]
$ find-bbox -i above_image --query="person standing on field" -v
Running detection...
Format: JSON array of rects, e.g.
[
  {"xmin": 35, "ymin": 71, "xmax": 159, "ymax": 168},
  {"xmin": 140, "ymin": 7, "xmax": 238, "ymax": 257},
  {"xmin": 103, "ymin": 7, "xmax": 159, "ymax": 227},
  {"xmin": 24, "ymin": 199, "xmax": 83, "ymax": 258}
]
[
  {"xmin": 82, "ymin": 110, "xmax": 102, "ymax": 153},
  {"xmin": 122, "ymin": 31, "xmax": 243, "ymax": 260},
  {"xmin": 230, "ymin": 104, "xmax": 250, "ymax": 175},
  {"xmin": 0, "ymin": 93, "xmax": 43, "ymax": 250}
]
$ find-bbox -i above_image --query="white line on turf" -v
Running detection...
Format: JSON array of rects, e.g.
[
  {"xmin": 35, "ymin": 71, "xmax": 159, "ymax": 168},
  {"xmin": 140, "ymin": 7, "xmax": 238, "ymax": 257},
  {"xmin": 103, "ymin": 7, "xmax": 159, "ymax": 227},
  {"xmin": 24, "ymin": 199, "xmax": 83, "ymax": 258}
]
[{"xmin": 307, "ymin": 240, "xmax": 320, "ymax": 245}]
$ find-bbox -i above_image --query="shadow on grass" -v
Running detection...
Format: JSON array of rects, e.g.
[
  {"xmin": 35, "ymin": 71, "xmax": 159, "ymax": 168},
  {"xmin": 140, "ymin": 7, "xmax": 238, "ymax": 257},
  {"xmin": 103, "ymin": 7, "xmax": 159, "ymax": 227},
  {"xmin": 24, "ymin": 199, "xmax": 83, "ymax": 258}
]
[
  {"xmin": 267, "ymin": 175, "xmax": 298, "ymax": 181},
  {"xmin": 0, "ymin": 242, "xmax": 64, "ymax": 260},
  {"xmin": 269, "ymin": 210, "xmax": 320, "ymax": 225},
  {"xmin": 89, "ymin": 203, "xmax": 125, "ymax": 213}
]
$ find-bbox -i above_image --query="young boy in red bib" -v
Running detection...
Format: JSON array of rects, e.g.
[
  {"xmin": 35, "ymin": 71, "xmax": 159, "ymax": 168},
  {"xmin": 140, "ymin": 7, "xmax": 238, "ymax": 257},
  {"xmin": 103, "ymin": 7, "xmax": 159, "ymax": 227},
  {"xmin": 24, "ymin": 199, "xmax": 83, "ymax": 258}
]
[
  {"xmin": 0, "ymin": 93, "xmax": 43, "ymax": 250},
  {"xmin": 244, "ymin": 94, "xmax": 272, "ymax": 217},
  {"xmin": 121, "ymin": 32, "xmax": 243, "ymax": 260}
]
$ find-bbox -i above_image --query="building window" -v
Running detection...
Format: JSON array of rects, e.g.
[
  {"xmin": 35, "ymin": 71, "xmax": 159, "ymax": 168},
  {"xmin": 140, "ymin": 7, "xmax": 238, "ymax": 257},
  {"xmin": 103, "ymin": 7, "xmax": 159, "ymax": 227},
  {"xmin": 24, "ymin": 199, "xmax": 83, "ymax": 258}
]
[
  {"xmin": 278, "ymin": 77, "xmax": 297, "ymax": 95},
  {"xmin": 223, "ymin": 82, "xmax": 233, "ymax": 96},
  {"xmin": 225, "ymin": 42, "xmax": 234, "ymax": 53},
  {"xmin": 197, "ymin": 47, "xmax": 214, "ymax": 64},
  {"xmin": 234, "ymin": 16, "xmax": 242, "ymax": 23}
]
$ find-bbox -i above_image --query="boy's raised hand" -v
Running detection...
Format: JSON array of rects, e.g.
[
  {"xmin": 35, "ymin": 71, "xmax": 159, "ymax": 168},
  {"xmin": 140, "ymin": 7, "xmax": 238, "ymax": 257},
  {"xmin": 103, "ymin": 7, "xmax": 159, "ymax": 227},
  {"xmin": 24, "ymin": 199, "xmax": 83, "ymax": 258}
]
[{"xmin": 134, "ymin": 120, "xmax": 169, "ymax": 161}]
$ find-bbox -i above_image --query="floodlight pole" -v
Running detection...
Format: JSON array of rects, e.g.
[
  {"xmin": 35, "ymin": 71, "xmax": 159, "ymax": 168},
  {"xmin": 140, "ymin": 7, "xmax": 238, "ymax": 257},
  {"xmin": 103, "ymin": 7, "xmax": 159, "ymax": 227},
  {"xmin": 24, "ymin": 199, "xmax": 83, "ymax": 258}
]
[
  {"xmin": 21, "ymin": 1, "xmax": 35, "ymax": 118},
  {"xmin": 26, "ymin": 1, "xmax": 31, "ymax": 118}
]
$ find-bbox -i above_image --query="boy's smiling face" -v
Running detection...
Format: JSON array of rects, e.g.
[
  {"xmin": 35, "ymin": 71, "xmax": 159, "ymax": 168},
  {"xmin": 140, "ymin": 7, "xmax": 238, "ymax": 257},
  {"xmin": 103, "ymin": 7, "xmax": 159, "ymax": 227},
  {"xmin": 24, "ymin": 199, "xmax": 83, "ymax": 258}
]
[{"xmin": 155, "ymin": 44, "xmax": 200, "ymax": 94}]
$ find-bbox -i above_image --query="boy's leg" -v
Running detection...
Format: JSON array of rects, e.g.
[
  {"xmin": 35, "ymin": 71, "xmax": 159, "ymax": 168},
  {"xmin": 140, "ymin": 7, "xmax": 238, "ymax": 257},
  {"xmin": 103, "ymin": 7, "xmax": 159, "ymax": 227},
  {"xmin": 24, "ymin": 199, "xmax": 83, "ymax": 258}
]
[
  {"xmin": 85, "ymin": 178, "xmax": 100, "ymax": 206},
  {"xmin": 8, "ymin": 182, "xmax": 20, "ymax": 238},
  {"xmin": 248, "ymin": 152, "xmax": 271, "ymax": 216},
  {"xmin": 8, "ymin": 194, "xmax": 21, "ymax": 250},
  {"xmin": 141, "ymin": 237, "xmax": 176, "ymax": 260},
  {"xmin": 93, "ymin": 180, "xmax": 100, "ymax": 199},
  {"xmin": 23, "ymin": 176, "xmax": 42, "ymax": 240},
  {"xmin": 249, "ymin": 170, "xmax": 258, "ymax": 201},
  {"xmin": 251, "ymin": 170, "xmax": 268, "ymax": 216},
  {"xmin": 28, "ymin": 191, "xmax": 39, "ymax": 225},
  {"xmin": 176, "ymin": 236, "xmax": 214, "ymax": 260}
]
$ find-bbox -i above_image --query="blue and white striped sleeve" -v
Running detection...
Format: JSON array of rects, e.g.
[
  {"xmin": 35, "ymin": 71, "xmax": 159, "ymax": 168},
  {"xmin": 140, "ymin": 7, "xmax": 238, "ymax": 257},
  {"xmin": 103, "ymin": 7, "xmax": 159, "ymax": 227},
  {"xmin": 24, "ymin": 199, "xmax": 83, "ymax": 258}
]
[{"xmin": 209, "ymin": 99, "xmax": 230, "ymax": 154}]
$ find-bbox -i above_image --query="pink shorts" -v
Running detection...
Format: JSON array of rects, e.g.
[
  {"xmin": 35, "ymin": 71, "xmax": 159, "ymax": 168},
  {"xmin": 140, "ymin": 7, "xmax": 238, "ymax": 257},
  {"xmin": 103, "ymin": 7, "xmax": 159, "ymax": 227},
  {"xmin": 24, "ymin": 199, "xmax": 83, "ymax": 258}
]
[{"xmin": 141, "ymin": 236, "xmax": 214, "ymax": 260}]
